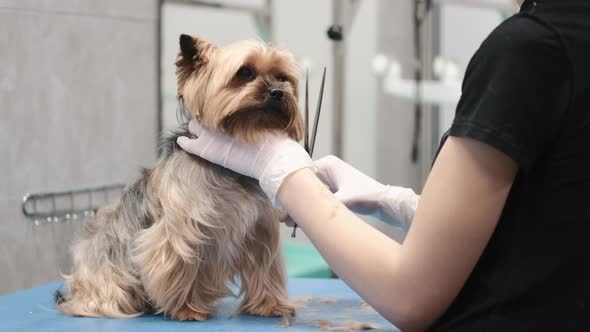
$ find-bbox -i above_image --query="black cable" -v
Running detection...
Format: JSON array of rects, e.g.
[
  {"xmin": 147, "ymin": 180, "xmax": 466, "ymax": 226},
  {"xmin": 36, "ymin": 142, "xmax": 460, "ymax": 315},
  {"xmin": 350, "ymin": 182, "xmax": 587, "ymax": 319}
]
[
  {"xmin": 410, "ymin": 0, "xmax": 432, "ymax": 163},
  {"xmin": 156, "ymin": 0, "xmax": 164, "ymax": 157}
]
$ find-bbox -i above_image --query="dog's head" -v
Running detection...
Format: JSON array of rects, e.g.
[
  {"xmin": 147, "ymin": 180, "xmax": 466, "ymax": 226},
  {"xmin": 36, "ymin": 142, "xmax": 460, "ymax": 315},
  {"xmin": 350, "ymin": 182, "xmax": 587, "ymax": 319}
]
[{"xmin": 176, "ymin": 34, "xmax": 303, "ymax": 144}]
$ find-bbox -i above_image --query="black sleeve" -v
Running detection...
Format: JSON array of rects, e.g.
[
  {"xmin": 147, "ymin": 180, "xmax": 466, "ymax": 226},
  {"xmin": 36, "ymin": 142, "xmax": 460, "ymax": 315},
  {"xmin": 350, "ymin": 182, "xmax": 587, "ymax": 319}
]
[{"xmin": 449, "ymin": 15, "xmax": 572, "ymax": 171}]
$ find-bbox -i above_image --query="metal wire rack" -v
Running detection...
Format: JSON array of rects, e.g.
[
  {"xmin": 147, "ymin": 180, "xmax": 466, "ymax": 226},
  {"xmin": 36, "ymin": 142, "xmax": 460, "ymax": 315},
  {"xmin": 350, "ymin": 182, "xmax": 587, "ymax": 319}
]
[{"xmin": 21, "ymin": 184, "xmax": 126, "ymax": 225}]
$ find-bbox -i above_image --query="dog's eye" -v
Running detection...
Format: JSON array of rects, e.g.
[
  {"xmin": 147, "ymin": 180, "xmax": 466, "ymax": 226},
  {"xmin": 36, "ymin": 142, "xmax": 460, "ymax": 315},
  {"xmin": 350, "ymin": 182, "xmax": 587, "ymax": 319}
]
[
  {"xmin": 277, "ymin": 74, "xmax": 289, "ymax": 82},
  {"xmin": 236, "ymin": 66, "xmax": 255, "ymax": 80}
]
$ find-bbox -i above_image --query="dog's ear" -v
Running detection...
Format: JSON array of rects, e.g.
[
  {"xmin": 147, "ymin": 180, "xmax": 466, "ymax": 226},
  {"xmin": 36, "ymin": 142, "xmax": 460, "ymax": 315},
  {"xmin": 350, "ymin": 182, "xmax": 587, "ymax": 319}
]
[
  {"xmin": 179, "ymin": 34, "xmax": 198, "ymax": 62},
  {"xmin": 176, "ymin": 34, "xmax": 216, "ymax": 99},
  {"xmin": 176, "ymin": 34, "xmax": 215, "ymax": 68}
]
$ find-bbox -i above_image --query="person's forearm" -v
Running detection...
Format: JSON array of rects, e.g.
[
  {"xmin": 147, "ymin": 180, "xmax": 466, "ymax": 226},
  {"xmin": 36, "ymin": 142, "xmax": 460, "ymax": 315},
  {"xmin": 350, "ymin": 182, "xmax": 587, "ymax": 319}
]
[{"xmin": 277, "ymin": 168, "xmax": 422, "ymax": 330}]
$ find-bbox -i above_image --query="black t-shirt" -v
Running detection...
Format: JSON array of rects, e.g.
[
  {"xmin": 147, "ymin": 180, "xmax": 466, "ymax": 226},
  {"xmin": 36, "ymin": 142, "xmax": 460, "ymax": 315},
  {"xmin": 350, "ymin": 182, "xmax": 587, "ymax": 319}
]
[{"xmin": 428, "ymin": 0, "xmax": 590, "ymax": 330}]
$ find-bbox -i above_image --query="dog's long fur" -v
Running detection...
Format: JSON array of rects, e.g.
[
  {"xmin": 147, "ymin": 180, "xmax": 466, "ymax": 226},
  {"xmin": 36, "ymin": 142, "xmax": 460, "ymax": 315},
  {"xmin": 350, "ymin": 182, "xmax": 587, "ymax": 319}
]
[{"xmin": 55, "ymin": 35, "xmax": 302, "ymax": 322}]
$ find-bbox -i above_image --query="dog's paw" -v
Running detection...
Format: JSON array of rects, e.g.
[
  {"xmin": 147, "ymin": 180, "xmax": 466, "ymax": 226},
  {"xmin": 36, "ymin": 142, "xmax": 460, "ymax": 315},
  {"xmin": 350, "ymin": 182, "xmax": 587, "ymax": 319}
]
[
  {"xmin": 170, "ymin": 306, "xmax": 209, "ymax": 321},
  {"xmin": 240, "ymin": 300, "xmax": 296, "ymax": 325},
  {"xmin": 278, "ymin": 303, "xmax": 296, "ymax": 328}
]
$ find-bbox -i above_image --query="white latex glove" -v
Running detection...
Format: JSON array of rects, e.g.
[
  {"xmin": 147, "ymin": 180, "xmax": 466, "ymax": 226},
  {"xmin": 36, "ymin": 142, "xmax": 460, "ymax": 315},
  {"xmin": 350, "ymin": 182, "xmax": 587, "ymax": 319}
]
[
  {"xmin": 176, "ymin": 120, "xmax": 314, "ymax": 206},
  {"xmin": 314, "ymin": 155, "xmax": 419, "ymax": 231}
]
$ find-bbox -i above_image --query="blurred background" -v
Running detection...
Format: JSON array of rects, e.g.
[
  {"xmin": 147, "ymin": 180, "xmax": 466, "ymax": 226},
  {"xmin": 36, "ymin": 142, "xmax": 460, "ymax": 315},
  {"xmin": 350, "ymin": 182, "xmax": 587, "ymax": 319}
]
[{"xmin": 0, "ymin": 0, "xmax": 518, "ymax": 294}]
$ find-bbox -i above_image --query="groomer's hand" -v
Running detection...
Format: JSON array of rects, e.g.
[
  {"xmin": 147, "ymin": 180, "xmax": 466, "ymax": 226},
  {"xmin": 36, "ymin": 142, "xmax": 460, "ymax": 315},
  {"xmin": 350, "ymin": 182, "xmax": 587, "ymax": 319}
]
[
  {"xmin": 177, "ymin": 120, "xmax": 314, "ymax": 206},
  {"xmin": 313, "ymin": 155, "xmax": 419, "ymax": 231}
]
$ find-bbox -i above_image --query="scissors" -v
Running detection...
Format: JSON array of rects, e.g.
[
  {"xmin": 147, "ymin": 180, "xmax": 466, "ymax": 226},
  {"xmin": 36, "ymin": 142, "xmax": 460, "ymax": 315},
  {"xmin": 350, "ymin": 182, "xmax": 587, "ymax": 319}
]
[{"xmin": 291, "ymin": 67, "xmax": 326, "ymax": 238}]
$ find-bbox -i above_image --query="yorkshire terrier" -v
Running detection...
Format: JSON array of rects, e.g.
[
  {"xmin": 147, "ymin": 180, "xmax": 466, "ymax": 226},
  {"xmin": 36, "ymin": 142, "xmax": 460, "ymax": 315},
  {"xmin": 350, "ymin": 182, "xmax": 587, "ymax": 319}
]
[{"xmin": 55, "ymin": 34, "xmax": 303, "ymax": 324}]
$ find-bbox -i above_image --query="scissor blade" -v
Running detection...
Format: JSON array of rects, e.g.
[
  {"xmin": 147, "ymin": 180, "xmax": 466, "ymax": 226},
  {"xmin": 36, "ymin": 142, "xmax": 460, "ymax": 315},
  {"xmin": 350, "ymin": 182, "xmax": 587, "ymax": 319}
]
[
  {"xmin": 304, "ymin": 69, "xmax": 310, "ymax": 153},
  {"xmin": 309, "ymin": 67, "xmax": 326, "ymax": 157}
]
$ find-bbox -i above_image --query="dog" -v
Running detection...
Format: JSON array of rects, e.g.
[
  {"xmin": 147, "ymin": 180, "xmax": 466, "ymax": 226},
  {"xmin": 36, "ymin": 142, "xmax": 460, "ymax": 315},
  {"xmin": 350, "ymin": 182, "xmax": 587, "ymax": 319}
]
[{"xmin": 55, "ymin": 34, "xmax": 303, "ymax": 324}]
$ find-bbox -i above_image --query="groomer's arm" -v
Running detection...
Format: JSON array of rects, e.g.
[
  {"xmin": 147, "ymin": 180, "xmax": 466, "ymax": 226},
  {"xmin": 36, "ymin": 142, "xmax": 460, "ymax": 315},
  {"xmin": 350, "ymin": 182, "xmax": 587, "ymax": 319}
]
[{"xmin": 278, "ymin": 136, "xmax": 517, "ymax": 332}]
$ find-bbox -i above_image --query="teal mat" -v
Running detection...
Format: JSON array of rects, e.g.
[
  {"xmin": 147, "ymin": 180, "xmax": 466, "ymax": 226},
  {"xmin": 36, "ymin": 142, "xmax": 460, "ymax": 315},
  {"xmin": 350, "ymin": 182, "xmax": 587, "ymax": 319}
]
[{"xmin": 282, "ymin": 242, "xmax": 332, "ymax": 278}]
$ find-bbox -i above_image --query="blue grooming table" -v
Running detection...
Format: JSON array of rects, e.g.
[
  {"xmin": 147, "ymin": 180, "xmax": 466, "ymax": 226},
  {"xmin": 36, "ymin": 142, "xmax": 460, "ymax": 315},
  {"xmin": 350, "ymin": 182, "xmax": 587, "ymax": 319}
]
[{"xmin": 0, "ymin": 278, "xmax": 399, "ymax": 331}]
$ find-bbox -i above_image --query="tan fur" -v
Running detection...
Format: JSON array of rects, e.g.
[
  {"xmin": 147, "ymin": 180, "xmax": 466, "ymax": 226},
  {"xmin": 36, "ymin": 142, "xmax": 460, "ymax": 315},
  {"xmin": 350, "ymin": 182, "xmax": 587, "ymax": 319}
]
[{"xmin": 57, "ymin": 35, "xmax": 301, "ymax": 323}]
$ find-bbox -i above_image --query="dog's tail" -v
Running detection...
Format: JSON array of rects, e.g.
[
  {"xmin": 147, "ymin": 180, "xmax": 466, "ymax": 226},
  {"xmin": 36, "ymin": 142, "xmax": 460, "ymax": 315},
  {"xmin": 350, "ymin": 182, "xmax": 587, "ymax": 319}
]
[{"xmin": 54, "ymin": 283, "xmax": 145, "ymax": 318}]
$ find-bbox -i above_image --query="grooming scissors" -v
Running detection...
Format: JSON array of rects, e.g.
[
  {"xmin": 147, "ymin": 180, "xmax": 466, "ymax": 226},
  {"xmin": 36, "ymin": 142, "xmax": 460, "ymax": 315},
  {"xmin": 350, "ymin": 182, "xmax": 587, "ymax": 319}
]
[{"xmin": 291, "ymin": 67, "xmax": 326, "ymax": 238}]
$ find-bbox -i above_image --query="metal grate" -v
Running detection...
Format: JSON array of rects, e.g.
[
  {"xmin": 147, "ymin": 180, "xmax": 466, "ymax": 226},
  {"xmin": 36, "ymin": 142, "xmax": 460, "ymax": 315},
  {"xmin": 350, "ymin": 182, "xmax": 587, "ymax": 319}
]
[{"xmin": 21, "ymin": 184, "xmax": 125, "ymax": 225}]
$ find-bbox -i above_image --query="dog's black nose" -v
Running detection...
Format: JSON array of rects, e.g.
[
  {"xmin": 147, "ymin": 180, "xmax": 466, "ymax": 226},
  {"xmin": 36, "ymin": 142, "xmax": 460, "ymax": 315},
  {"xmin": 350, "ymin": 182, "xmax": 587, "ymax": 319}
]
[{"xmin": 269, "ymin": 89, "xmax": 283, "ymax": 100}]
